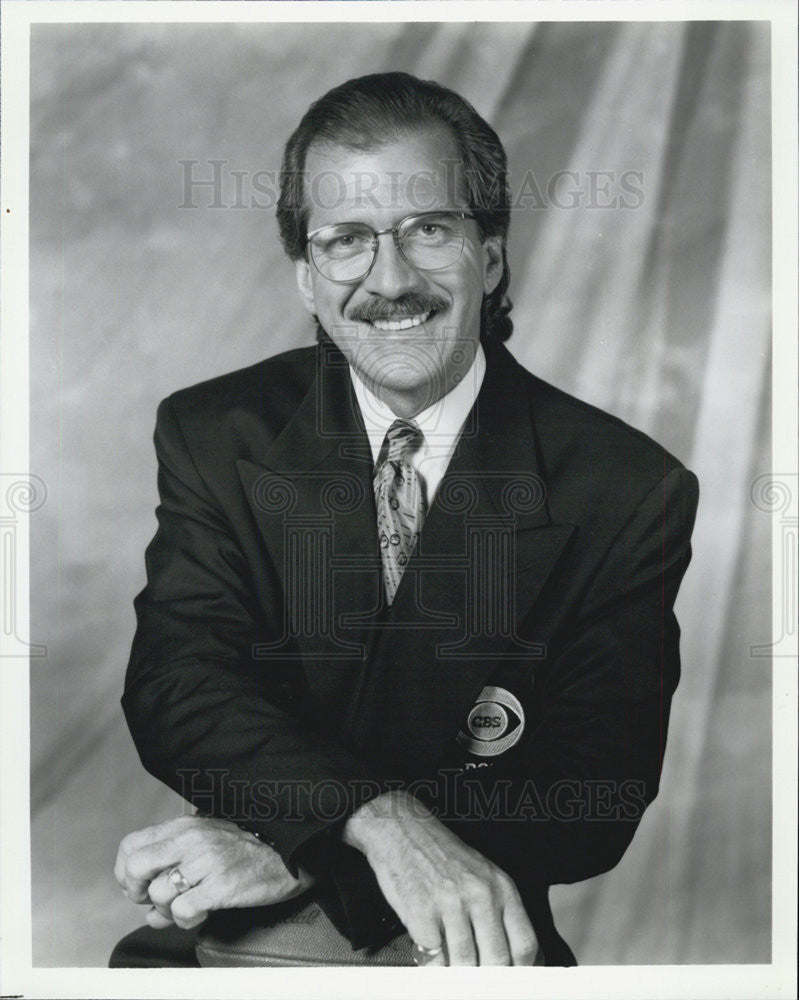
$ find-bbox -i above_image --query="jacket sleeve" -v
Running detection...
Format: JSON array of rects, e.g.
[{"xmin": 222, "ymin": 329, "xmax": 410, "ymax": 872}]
[
  {"xmin": 440, "ymin": 464, "xmax": 699, "ymax": 890},
  {"xmin": 122, "ymin": 396, "xmax": 390, "ymax": 872}
]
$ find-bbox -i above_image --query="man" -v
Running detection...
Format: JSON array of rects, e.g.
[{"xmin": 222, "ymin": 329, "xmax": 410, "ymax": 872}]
[{"xmin": 112, "ymin": 72, "xmax": 698, "ymax": 967}]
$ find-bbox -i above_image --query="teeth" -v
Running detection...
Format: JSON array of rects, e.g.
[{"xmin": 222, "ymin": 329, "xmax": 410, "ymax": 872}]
[{"xmin": 371, "ymin": 311, "xmax": 431, "ymax": 332}]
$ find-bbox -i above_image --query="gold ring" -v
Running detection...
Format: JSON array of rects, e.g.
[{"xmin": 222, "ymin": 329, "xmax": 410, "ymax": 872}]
[
  {"xmin": 166, "ymin": 866, "xmax": 192, "ymax": 894},
  {"xmin": 412, "ymin": 942, "xmax": 444, "ymax": 965}
]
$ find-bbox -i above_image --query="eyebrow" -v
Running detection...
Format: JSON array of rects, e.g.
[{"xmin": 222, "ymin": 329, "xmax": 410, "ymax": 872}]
[{"xmin": 306, "ymin": 210, "xmax": 474, "ymax": 239}]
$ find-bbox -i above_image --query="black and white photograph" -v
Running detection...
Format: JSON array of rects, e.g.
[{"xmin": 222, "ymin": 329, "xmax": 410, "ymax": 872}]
[{"xmin": 1, "ymin": 3, "xmax": 796, "ymax": 997}]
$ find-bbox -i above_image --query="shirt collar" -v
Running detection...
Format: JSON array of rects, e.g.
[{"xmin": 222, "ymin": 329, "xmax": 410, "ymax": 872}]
[{"xmin": 351, "ymin": 344, "xmax": 486, "ymax": 464}]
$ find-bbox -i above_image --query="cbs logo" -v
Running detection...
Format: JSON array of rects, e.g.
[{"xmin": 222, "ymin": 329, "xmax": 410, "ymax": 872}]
[{"xmin": 457, "ymin": 686, "xmax": 525, "ymax": 757}]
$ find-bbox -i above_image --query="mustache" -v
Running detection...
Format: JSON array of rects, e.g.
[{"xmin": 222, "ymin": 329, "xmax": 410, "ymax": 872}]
[{"xmin": 347, "ymin": 294, "xmax": 448, "ymax": 324}]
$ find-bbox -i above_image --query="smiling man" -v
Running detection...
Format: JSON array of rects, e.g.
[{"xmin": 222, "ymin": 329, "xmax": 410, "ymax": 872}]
[
  {"xmin": 295, "ymin": 128, "xmax": 502, "ymax": 418},
  {"xmin": 112, "ymin": 73, "xmax": 698, "ymax": 968}
]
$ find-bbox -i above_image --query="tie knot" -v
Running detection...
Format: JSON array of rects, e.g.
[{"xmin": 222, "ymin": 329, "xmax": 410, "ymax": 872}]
[{"xmin": 384, "ymin": 419, "xmax": 424, "ymax": 466}]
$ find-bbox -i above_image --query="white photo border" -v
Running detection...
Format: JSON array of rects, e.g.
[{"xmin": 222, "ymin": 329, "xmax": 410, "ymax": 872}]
[{"xmin": 1, "ymin": 2, "xmax": 796, "ymax": 998}]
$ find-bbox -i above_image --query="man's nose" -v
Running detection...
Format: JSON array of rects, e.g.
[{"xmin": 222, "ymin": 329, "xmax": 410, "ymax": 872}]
[{"xmin": 361, "ymin": 232, "xmax": 423, "ymax": 298}]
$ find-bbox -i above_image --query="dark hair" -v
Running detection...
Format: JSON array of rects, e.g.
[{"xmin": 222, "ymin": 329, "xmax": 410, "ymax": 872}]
[{"xmin": 277, "ymin": 71, "xmax": 513, "ymax": 342}]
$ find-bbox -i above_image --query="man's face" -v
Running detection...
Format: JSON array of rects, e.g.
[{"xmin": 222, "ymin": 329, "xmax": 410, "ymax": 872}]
[{"xmin": 294, "ymin": 127, "xmax": 503, "ymax": 417}]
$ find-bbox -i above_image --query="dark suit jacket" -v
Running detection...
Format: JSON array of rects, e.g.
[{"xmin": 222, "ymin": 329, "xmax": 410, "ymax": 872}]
[{"xmin": 123, "ymin": 337, "xmax": 698, "ymax": 964}]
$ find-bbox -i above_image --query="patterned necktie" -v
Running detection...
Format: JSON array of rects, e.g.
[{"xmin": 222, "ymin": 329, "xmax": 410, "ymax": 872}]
[{"xmin": 374, "ymin": 419, "xmax": 426, "ymax": 605}]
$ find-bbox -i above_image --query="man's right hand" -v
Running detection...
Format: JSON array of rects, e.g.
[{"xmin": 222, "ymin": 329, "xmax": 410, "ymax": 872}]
[
  {"xmin": 342, "ymin": 790, "xmax": 537, "ymax": 966},
  {"xmin": 114, "ymin": 816, "xmax": 314, "ymax": 930}
]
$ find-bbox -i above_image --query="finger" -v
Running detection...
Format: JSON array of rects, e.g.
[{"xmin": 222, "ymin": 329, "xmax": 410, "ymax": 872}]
[
  {"xmin": 418, "ymin": 946, "xmax": 447, "ymax": 967},
  {"xmin": 502, "ymin": 894, "xmax": 538, "ymax": 966},
  {"xmin": 123, "ymin": 840, "xmax": 185, "ymax": 903},
  {"xmin": 411, "ymin": 940, "xmax": 447, "ymax": 967},
  {"xmin": 114, "ymin": 823, "xmax": 179, "ymax": 887},
  {"xmin": 115, "ymin": 831, "xmax": 151, "ymax": 888},
  {"xmin": 153, "ymin": 901, "xmax": 173, "ymax": 921},
  {"xmin": 145, "ymin": 905, "xmax": 175, "ymax": 930},
  {"xmin": 114, "ymin": 816, "xmax": 206, "ymax": 888},
  {"xmin": 147, "ymin": 869, "xmax": 185, "ymax": 909},
  {"xmin": 150, "ymin": 862, "xmax": 210, "ymax": 928},
  {"xmin": 114, "ymin": 846, "xmax": 127, "ymax": 889},
  {"xmin": 169, "ymin": 886, "xmax": 211, "ymax": 930},
  {"xmin": 471, "ymin": 907, "xmax": 511, "ymax": 966},
  {"xmin": 406, "ymin": 917, "xmax": 446, "ymax": 967},
  {"xmin": 147, "ymin": 856, "xmax": 206, "ymax": 908},
  {"xmin": 401, "ymin": 909, "xmax": 444, "ymax": 965},
  {"xmin": 441, "ymin": 909, "xmax": 477, "ymax": 966}
]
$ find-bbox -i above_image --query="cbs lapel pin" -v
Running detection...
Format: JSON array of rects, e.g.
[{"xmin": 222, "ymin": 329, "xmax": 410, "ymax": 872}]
[{"xmin": 456, "ymin": 685, "xmax": 525, "ymax": 757}]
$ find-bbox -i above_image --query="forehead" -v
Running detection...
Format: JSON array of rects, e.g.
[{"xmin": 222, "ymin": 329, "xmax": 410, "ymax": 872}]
[{"xmin": 303, "ymin": 126, "xmax": 467, "ymax": 228}]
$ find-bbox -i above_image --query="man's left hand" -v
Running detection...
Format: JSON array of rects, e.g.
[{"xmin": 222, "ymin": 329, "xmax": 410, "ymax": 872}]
[{"xmin": 114, "ymin": 815, "xmax": 314, "ymax": 930}]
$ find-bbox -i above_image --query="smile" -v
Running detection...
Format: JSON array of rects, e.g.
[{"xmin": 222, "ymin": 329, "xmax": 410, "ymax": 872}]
[{"xmin": 370, "ymin": 311, "xmax": 432, "ymax": 332}]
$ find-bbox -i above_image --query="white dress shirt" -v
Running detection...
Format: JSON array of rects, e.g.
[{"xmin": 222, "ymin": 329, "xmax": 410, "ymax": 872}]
[{"xmin": 351, "ymin": 345, "xmax": 486, "ymax": 505}]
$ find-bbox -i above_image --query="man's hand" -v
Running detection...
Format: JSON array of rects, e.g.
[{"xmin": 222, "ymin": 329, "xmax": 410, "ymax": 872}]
[
  {"xmin": 114, "ymin": 815, "xmax": 314, "ymax": 930},
  {"xmin": 343, "ymin": 791, "xmax": 537, "ymax": 966}
]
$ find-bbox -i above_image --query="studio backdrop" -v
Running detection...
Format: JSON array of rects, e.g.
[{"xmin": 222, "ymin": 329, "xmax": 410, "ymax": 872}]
[{"xmin": 29, "ymin": 19, "xmax": 772, "ymax": 966}]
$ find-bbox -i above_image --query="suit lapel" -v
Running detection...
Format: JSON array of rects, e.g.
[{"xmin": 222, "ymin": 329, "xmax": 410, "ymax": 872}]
[{"xmin": 237, "ymin": 342, "xmax": 384, "ymax": 733}]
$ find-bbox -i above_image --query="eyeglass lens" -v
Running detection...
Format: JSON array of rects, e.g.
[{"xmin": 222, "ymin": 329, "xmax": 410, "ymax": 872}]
[{"xmin": 309, "ymin": 213, "xmax": 467, "ymax": 282}]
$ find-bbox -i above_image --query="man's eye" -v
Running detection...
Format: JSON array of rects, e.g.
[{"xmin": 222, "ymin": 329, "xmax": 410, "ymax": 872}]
[
  {"xmin": 409, "ymin": 220, "xmax": 455, "ymax": 243},
  {"xmin": 319, "ymin": 232, "xmax": 365, "ymax": 256}
]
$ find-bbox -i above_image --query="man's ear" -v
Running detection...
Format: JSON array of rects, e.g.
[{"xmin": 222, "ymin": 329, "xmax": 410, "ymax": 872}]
[
  {"xmin": 294, "ymin": 259, "xmax": 317, "ymax": 316},
  {"xmin": 482, "ymin": 236, "xmax": 504, "ymax": 296}
]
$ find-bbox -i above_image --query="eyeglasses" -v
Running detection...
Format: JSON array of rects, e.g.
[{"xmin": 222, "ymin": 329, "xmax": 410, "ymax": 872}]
[{"xmin": 306, "ymin": 210, "xmax": 476, "ymax": 283}]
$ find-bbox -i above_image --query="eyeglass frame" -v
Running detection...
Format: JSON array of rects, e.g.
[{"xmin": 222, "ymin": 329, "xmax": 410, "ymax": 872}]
[{"xmin": 305, "ymin": 210, "xmax": 478, "ymax": 284}]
